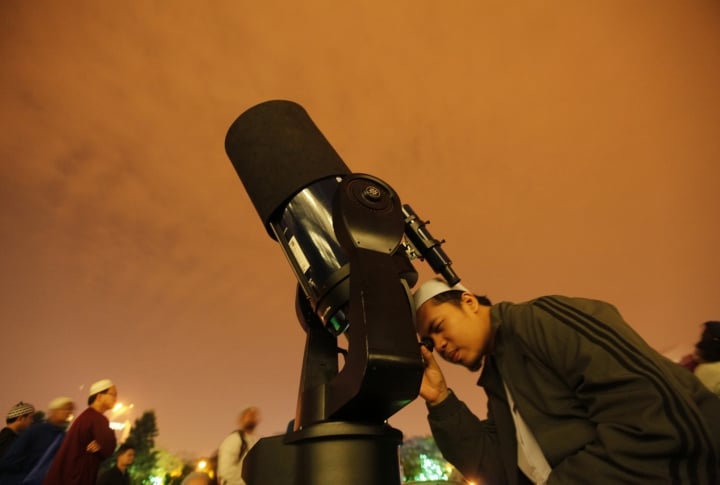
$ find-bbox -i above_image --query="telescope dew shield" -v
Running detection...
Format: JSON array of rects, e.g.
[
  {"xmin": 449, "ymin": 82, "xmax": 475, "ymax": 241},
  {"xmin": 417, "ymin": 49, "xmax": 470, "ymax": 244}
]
[{"xmin": 224, "ymin": 100, "xmax": 352, "ymax": 333}]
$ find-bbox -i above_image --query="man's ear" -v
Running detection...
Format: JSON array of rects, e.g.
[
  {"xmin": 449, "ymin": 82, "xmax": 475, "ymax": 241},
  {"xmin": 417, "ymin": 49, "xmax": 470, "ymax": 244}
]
[{"xmin": 462, "ymin": 291, "xmax": 479, "ymax": 312}]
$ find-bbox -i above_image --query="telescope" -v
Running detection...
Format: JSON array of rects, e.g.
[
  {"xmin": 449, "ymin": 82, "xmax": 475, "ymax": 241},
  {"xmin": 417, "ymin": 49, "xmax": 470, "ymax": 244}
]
[{"xmin": 224, "ymin": 100, "xmax": 460, "ymax": 485}]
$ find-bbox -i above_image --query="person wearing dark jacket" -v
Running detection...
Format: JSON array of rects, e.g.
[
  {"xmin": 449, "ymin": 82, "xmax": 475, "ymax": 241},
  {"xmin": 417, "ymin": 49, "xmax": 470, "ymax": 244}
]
[
  {"xmin": 97, "ymin": 442, "xmax": 135, "ymax": 485},
  {"xmin": 0, "ymin": 396, "xmax": 75, "ymax": 484},
  {"xmin": 414, "ymin": 278, "xmax": 720, "ymax": 485},
  {"xmin": 0, "ymin": 402, "xmax": 35, "ymax": 459}
]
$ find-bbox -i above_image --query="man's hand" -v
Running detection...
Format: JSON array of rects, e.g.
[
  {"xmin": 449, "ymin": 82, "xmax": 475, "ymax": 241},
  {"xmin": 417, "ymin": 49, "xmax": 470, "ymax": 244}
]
[
  {"xmin": 420, "ymin": 345, "xmax": 450, "ymax": 405},
  {"xmin": 86, "ymin": 440, "xmax": 101, "ymax": 453}
]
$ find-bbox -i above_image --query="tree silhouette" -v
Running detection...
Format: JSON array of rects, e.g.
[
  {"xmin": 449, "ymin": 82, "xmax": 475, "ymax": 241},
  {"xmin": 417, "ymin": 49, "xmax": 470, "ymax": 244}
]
[
  {"xmin": 399, "ymin": 435, "xmax": 464, "ymax": 483},
  {"xmin": 125, "ymin": 410, "xmax": 159, "ymax": 484}
]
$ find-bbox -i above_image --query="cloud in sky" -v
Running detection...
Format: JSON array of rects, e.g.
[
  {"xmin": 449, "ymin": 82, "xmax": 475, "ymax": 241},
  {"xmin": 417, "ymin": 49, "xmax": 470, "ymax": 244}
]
[{"xmin": 1, "ymin": 1, "xmax": 719, "ymax": 456}]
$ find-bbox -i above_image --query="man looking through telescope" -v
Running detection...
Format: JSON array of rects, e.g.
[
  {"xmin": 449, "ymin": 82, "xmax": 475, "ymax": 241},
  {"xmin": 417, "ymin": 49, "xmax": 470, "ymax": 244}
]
[{"xmin": 414, "ymin": 278, "xmax": 720, "ymax": 484}]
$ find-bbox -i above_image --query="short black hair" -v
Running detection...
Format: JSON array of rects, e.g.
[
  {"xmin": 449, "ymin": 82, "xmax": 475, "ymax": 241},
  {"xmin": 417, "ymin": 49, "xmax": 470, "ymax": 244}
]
[
  {"xmin": 431, "ymin": 290, "xmax": 492, "ymax": 307},
  {"xmin": 116, "ymin": 442, "xmax": 135, "ymax": 455},
  {"xmin": 696, "ymin": 321, "xmax": 720, "ymax": 362},
  {"xmin": 87, "ymin": 387, "xmax": 112, "ymax": 406}
]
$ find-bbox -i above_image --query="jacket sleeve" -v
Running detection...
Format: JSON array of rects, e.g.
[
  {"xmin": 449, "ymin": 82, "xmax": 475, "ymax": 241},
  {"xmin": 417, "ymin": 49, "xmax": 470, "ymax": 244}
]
[
  {"xmin": 427, "ymin": 389, "xmax": 506, "ymax": 484},
  {"xmin": 522, "ymin": 296, "xmax": 719, "ymax": 484},
  {"xmin": 92, "ymin": 415, "xmax": 117, "ymax": 460}
]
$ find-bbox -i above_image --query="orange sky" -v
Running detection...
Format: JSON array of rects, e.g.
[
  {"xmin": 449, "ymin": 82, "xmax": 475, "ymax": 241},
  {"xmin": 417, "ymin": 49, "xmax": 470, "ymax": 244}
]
[{"xmin": 1, "ymin": 1, "xmax": 719, "ymax": 457}]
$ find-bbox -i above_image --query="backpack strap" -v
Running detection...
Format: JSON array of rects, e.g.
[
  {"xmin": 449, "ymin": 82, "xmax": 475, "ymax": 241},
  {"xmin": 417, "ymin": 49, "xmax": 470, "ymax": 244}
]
[{"xmin": 236, "ymin": 429, "xmax": 249, "ymax": 463}]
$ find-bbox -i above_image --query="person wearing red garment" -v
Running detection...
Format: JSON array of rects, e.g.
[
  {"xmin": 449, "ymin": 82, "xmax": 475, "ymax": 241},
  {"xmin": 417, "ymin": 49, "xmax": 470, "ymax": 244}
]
[{"xmin": 43, "ymin": 379, "xmax": 118, "ymax": 485}]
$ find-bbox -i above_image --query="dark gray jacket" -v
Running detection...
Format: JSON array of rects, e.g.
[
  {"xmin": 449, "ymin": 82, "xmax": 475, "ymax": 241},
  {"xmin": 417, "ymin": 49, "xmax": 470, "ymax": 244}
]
[{"xmin": 428, "ymin": 296, "xmax": 720, "ymax": 484}]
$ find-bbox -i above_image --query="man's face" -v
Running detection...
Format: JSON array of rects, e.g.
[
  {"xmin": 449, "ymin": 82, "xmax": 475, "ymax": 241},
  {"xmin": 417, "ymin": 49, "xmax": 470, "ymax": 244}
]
[
  {"xmin": 416, "ymin": 293, "xmax": 490, "ymax": 371},
  {"xmin": 48, "ymin": 402, "xmax": 75, "ymax": 426},
  {"xmin": 16, "ymin": 413, "xmax": 34, "ymax": 432},
  {"xmin": 240, "ymin": 408, "xmax": 261, "ymax": 432},
  {"xmin": 118, "ymin": 448, "xmax": 135, "ymax": 468},
  {"xmin": 101, "ymin": 386, "xmax": 118, "ymax": 410}
]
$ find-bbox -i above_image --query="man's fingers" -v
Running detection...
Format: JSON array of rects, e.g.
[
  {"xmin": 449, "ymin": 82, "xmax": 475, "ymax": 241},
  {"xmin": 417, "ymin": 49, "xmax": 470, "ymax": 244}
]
[{"xmin": 420, "ymin": 345, "xmax": 437, "ymax": 367}]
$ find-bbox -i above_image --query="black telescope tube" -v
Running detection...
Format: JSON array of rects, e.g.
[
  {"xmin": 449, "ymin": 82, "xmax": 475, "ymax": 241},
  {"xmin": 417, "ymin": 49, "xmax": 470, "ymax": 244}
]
[{"xmin": 224, "ymin": 100, "xmax": 351, "ymax": 239}]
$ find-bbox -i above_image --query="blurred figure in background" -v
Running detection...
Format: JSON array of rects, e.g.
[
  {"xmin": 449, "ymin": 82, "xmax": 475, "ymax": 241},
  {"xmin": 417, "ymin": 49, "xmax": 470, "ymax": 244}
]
[
  {"xmin": 689, "ymin": 321, "xmax": 720, "ymax": 396},
  {"xmin": 180, "ymin": 472, "xmax": 211, "ymax": 485},
  {"xmin": 97, "ymin": 442, "xmax": 135, "ymax": 485},
  {"xmin": 44, "ymin": 379, "xmax": 118, "ymax": 485},
  {"xmin": 0, "ymin": 402, "xmax": 35, "ymax": 459},
  {"xmin": 217, "ymin": 407, "xmax": 261, "ymax": 485},
  {"xmin": 0, "ymin": 396, "xmax": 75, "ymax": 484}
]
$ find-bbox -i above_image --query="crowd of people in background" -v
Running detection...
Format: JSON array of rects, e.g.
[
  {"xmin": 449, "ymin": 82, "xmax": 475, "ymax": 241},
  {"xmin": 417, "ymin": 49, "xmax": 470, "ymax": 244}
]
[
  {"xmin": 0, "ymin": 379, "xmax": 130, "ymax": 485},
  {"xmin": 1, "ymin": 317, "xmax": 717, "ymax": 484},
  {"xmin": 0, "ymin": 377, "xmax": 260, "ymax": 485},
  {"xmin": 0, "ymin": 398, "xmax": 75, "ymax": 484}
]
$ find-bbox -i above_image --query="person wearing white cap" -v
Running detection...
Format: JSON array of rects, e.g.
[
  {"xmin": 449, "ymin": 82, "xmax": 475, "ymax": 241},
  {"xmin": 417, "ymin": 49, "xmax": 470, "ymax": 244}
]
[
  {"xmin": 413, "ymin": 278, "xmax": 720, "ymax": 485},
  {"xmin": 44, "ymin": 379, "xmax": 118, "ymax": 485},
  {"xmin": 0, "ymin": 402, "xmax": 35, "ymax": 458},
  {"xmin": 0, "ymin": 397, "xmax": 75, "ymax": 484}
]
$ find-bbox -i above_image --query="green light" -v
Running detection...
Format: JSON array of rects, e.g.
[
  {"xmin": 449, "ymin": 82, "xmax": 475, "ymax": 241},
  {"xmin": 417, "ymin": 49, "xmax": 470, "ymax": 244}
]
[{"xmin": 328, "ymin": 312, "xmax": 349, "ymax": 335}]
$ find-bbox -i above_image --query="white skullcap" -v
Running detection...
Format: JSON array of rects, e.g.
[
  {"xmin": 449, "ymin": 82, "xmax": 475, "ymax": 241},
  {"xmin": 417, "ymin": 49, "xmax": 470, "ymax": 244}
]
[
  {"xmin": 88, "ymin": 379, "xmax": 114, "ymax": 396},
  {"xmin": 413, "ymin": 278, "xmax": 470, "ymax": 311},
  {"xmin": 48, "ymin": 396, "xmax": 73, "ymax": 410}
]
